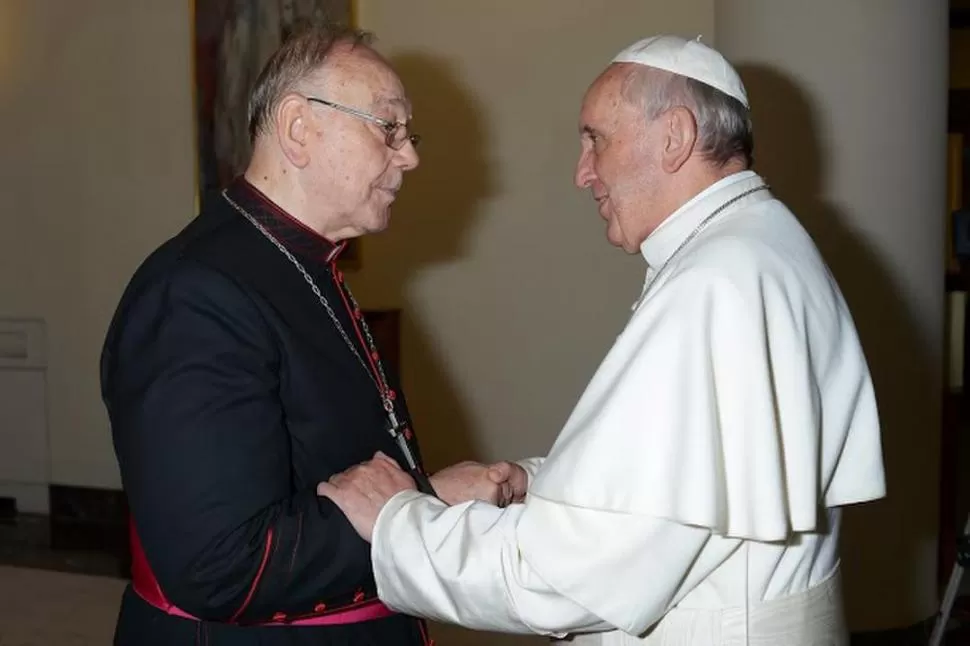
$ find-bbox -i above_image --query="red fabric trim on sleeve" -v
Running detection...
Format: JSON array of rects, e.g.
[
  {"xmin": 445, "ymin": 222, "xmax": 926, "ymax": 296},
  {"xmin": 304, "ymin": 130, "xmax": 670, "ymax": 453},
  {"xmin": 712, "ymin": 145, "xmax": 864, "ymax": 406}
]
[{"xmin": 228, "ymin": 527, "xmax": 275, "ymax": 623}]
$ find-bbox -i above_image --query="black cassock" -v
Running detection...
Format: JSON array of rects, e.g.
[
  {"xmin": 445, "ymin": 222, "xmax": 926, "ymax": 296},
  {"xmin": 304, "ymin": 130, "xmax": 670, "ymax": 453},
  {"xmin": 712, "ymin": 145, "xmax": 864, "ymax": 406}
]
[{"xmin": 100, "ymin": 178, "xmax": 432, "ymax": 645}]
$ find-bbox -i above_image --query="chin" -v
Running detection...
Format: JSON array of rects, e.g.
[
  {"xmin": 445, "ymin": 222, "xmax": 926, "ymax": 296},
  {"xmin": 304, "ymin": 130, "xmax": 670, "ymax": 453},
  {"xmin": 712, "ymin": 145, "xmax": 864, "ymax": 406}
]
[
  {"xmin": 604, "ymin": 220, "xmax": 638, "ymax": 254},
  {"xmin": 607, "ymin": 236, "xmax": 635, "ymax": 253},
  {"xmin": 605, "ymin": 223, "xmax": 625, "ymax": 250},
  {"xmin": 366, "ymin": 209, "xmax": 392, "ymax": 234}
]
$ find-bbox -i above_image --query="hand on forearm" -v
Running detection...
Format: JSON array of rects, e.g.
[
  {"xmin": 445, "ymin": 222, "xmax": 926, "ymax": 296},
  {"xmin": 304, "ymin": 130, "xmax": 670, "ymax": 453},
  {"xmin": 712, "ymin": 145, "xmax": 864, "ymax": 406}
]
[{"xmin": 317, "ymin": 451, "xmax": 416, "ymax": 542}]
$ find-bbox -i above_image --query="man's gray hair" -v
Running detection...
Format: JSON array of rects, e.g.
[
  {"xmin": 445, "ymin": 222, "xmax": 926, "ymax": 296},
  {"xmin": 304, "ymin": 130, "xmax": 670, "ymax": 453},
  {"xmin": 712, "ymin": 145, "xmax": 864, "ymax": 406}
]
[
  {"xmin": 623, "ymin": 66, "xmax": 754, "ymax": 168},
  {"xmin": 247, "ymin": 23, "xmax": 373, "ymax": 143}
]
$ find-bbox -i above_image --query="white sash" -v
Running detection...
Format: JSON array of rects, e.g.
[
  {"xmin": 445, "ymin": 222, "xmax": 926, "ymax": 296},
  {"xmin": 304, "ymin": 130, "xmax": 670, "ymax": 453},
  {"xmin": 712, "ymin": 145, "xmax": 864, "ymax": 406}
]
[{"xmin": 557, "ymin": 568, "xmax": 848, "ymax": 646}]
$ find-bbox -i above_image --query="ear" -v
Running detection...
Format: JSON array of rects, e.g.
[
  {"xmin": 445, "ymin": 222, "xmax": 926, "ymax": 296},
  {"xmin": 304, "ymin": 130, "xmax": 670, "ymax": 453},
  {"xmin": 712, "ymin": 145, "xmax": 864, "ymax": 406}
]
[
  {"xmin": 661, "ymin": 106, "xmax": 697, "ymax": 173},
  {"xmin": 274, "ymin": 95, "xmax": 313, "ymax": 169}
]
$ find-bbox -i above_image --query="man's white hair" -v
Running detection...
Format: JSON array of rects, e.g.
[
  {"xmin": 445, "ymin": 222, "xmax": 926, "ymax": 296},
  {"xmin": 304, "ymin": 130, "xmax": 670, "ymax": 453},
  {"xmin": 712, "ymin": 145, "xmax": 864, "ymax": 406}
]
[{"xmin": 621, "ymin": 65, "xmax": 754, "ymax": 168}]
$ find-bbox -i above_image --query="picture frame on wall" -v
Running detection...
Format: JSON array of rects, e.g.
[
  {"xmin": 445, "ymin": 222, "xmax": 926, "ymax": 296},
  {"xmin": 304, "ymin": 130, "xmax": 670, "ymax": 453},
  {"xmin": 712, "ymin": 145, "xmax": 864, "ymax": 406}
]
[
  {"xmin": 949, "ymin": 133, "xmax": 964, "ymax": 271},
  {"xmin": 193, "ymin": 0, "xmax": 360, "ymax": 268}
]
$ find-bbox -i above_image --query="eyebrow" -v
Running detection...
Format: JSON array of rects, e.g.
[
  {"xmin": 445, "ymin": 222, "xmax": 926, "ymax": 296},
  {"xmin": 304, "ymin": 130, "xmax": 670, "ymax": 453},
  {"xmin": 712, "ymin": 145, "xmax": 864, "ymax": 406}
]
[{"xmin": 375, "ymin": 96, "xmax": 413, "ymax": 118}]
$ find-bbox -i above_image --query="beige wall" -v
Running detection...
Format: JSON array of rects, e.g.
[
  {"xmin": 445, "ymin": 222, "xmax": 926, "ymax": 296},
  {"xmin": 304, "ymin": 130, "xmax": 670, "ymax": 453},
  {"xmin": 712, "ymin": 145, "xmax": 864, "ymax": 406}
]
[{"xmin": 0, "ymin": 0, "xmax": 196, "ymax": 488}]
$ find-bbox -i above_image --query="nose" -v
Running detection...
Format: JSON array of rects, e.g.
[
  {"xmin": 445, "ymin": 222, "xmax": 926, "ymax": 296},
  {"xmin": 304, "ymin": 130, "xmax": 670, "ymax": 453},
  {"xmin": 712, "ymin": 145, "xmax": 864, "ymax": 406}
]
[
  {"xmin": 574, "ymin": 148, "xmax": 594, "ymax": 189},
  {"xmin": 396, "ymin": 139, "xmax": 419, "ymax": 171}
]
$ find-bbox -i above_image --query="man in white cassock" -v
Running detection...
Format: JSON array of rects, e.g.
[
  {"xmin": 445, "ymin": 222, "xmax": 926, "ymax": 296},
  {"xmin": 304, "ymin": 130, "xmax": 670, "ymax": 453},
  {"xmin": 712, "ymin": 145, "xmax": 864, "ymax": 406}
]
[{"xmin": 317, "ymin": 35, "xmax": 887, "ymax": 646}]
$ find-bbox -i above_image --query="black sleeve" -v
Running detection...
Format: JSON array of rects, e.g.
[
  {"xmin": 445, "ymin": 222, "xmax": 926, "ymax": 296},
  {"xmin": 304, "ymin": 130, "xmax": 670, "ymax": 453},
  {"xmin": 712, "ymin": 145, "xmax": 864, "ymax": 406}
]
[{"xmin": 103, "ymin": 261, "xmax": 372, "ymax": 623}]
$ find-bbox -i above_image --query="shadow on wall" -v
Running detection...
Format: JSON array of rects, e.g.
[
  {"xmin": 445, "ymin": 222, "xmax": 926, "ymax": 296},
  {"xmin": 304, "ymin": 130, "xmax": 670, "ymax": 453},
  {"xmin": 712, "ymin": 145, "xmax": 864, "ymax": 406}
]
[
  {"xmin": 369, "ymin": 52, "xmax": 497, "ymax": 472},
  {"xmin": 738, "ymin": 63, "xmax": 940, "ymax": 630},
  {"xmin": 387, "ymin": 51, "xmax": 497, "ymax": 270},
  {"xmin": 374, "ymin": 51, "xmax": 540, "ymax": 646}
]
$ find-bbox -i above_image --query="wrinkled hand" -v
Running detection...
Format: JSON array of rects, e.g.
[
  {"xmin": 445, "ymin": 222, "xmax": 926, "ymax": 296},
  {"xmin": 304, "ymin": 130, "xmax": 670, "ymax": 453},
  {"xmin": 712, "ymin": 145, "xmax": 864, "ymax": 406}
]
[
  {"xmin": 430, "ymin": 460, "xmax": 529, "ymax": 507},
  {"xmin": 489, "ymin": 461, "xmax": 529, "ymax": 504},
  {"xmin": 316, "ymin": 452, "xmax": 416, "ymax": 542}
]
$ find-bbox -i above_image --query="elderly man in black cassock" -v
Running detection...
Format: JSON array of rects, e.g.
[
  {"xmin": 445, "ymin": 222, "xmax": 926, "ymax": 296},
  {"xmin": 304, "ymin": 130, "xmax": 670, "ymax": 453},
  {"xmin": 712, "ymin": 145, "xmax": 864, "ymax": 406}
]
[{"xmin": 99, "ymin": 25, "xmax": 525, "ymax": 646}]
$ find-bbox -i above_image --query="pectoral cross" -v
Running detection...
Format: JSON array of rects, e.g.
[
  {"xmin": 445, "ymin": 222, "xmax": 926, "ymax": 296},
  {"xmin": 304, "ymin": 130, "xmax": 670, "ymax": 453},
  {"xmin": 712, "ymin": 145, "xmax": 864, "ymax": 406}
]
[
  {"xmin": 386, "ymin": 410, "xmax": 436, "ymax": 496},
  {"xmin": 387, "ymin": 411, "xmax": 418, "ymax": 471}
]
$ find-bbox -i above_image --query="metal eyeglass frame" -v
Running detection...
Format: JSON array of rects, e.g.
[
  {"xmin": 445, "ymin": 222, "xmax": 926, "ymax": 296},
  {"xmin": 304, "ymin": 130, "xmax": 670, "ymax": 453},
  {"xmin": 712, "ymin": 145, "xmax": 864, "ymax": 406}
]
[{"xmin": 306, "ymin": 97, "xmax": 420, "ymax": 150}]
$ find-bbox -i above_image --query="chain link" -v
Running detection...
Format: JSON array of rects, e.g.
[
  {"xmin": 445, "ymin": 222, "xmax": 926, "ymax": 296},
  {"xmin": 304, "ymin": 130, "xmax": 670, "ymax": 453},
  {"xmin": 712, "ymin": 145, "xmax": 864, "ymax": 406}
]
[
  {"xmin": 222, "ymin": 190, "xmax": 395, "ymax": 412},
  {"xmin": 642, "ymin": 184, "xmax": 769, "ymax": 299}
]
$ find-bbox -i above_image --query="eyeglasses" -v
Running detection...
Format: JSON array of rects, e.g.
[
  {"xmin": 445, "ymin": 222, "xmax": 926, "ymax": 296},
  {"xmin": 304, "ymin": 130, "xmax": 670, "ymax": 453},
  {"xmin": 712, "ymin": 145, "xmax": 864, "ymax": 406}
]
[{"xmin": 306, "ymin": 97, "xmax": 421, "ymax": 150}]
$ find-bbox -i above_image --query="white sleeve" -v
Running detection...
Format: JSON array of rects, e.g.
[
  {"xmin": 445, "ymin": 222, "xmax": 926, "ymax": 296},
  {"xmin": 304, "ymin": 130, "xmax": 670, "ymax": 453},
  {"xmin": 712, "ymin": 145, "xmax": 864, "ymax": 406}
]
[
  {"xmin": 516, "ymin": 456, "xmax": 545, "ymax": 487},
  {"xmin": 371, "ymin": 490, "xmax": 739, "ymax": 637}
]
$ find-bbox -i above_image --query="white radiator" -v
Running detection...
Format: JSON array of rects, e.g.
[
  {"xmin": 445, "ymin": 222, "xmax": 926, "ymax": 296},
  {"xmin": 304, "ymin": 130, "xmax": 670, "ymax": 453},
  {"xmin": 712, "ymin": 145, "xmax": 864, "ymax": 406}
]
[{"xmin": 0, "ymin": 318, "xmax": 50, "ymax": 514}]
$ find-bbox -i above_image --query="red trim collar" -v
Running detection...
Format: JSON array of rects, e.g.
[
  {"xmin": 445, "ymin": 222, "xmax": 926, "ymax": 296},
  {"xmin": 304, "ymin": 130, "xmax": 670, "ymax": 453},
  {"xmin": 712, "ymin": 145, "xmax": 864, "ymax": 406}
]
[{"xmin": 226, "ymin": 177, "xmax": 347, "ymax": 266}]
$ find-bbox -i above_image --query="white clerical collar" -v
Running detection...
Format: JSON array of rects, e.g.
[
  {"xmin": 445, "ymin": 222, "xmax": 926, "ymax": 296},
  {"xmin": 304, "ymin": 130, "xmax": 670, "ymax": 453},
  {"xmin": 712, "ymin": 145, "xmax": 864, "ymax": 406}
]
[{"xmin": 639, "ymin": 170, "xmax": 766, "ymax": 269}]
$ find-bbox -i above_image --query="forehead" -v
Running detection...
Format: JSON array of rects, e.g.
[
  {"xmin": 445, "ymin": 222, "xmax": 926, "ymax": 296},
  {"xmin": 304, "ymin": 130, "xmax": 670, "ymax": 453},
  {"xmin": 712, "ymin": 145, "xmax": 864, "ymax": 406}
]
[
  {"xmin": 579, "ymin": 65, "xmax": 630, "ymax": 130},
  {"xmin": 325, "ymin": 47, "xmax": 411, "ymax": 114}
]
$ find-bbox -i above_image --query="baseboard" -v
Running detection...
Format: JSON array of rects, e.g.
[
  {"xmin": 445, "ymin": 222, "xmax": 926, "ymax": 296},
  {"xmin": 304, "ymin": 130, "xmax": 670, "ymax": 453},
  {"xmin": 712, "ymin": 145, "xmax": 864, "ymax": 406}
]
[
  {"xmin": 0, "ymin": 482, "xmax": 49, "ymax": 515},
  {"xmin": 0, "ymin": 484, "xmax": 129, "ymax": 579},
  {"xmin": 48, "ymin": 484, "xmax": 130, "ymax": 574}
]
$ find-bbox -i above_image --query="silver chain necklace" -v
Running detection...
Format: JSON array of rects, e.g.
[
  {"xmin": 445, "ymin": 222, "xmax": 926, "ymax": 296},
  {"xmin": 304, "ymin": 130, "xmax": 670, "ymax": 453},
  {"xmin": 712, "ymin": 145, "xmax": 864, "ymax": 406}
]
[
  {"xmin": 221, "ymin": 190, "xmax": 398, "ymax": 420},
  {"xmin": 220, "ymin": 191, "xmax": 442, "ymax": 493},
  {"xmin": 642, "ymin": 183, "xmax": 769, "ymax": 298}
]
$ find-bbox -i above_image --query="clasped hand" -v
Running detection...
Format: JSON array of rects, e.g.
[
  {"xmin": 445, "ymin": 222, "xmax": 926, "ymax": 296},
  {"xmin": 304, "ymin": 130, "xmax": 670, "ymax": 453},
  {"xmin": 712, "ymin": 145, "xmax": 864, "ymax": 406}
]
[{"xmin": 317, "ymin": 452, "xmax": 527, "ymax": 541}]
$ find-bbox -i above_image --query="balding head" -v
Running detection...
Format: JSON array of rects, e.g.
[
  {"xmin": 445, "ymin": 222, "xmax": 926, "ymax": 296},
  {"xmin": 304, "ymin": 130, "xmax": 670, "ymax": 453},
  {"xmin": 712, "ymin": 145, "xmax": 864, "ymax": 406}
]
[
  {"xmin": 618, "ymin": 64, "xmax": 753, "ymax": 169},
  {"xmin": 243, "ymin": 25, "xmax": 419, "ymax": 242},
  {"xmin": 247, "ymin": 25, "xmax": 374, "ymax": 143}
]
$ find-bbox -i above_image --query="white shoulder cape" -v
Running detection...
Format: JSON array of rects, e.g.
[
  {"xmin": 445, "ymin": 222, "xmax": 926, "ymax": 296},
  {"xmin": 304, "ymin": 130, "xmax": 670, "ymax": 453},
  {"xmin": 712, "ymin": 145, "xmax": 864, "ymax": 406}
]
[{"xmin": 530, "ymin": 201, "xmax": 885, "ymax": 541}]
